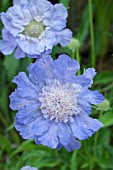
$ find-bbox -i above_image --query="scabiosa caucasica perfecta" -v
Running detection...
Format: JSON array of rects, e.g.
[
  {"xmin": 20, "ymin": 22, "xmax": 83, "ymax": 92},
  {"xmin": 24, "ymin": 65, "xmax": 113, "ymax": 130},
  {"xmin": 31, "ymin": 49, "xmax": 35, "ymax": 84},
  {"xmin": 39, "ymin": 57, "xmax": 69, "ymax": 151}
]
[
  {"xmin": 0, "ymin": 0, "xmax": 72, "ymax": 59},
  {"xmin": 20, "ymin": 166, "xmax": 38, "ymax": 170},
  {"xmin": 10, "ymin": 55, "xmax": 104, "ymax": 151}
]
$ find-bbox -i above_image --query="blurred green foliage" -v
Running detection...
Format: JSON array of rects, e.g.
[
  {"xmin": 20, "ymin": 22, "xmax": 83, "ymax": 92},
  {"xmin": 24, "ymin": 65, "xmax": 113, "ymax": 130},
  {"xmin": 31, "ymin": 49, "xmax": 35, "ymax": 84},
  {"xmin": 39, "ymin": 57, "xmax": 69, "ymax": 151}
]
[{"xmin": 0, "ymin": 0, "xmax": 113, "ymax": 170}]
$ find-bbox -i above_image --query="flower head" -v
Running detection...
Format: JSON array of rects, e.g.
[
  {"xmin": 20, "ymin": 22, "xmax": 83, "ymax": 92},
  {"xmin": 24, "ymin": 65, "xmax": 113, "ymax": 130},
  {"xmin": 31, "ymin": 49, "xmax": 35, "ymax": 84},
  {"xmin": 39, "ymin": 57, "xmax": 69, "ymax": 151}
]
[
  {"xmin": 0, "ymin": 0, "xmax": 72, "ymax": 59},
  {"xmin": 10, "ymin": 55, "xmax": 104, "ymax": 151},
  {"xmin": 20, "ymin": 166, "xmax": 37, "ymax": 170},
  {"xmin": 68, "ymin": 38, "xmax": 80, "ymax": 53}
]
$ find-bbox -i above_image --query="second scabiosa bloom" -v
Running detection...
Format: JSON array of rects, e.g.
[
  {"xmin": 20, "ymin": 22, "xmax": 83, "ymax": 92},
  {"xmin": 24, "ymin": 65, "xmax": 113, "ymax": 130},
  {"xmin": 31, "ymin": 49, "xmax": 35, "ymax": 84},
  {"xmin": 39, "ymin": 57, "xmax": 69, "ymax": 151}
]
[
  {"xmin": 10, "ymin": 55, "xmax": 104, "ymax": 151},
  {"xmin": 0, "ymin": 0, "xmax": 72, "ymax": 59}
]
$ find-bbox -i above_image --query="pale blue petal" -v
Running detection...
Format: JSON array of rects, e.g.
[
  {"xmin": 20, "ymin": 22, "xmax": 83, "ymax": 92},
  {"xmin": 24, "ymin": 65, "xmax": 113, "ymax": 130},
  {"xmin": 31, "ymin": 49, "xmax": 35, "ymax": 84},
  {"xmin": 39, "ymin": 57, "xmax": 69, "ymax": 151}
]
[
  {"xmin": 64, "ymin": 137, "xmax": 81, "ymax": 152},
  {"xmin": 30, "ymin": 0, "xmax": 53, "ymax": 21},
  {"xmin": 27, "ymin": 54, "xmax": 42, "ymax": 58},
  {"xmin": 13, "ymin": 72, "xmax": 39, "ymax": 100},
  {"xmin": 56, "ymin": 29, "xmax": 72, "ymax": 46},
  {"xmin": 0, "ymin": 39, "xmax": 17, "ymax": 55},
  {"xmin": 22, "ymin": 5, "xmax": 32, "ymax": 22},
  {"xmin": 44, "ymin": 4, "xmax": 67, "ymax": 30},
  {"xmin": 16, "ymin": 39, "xmax": 34, "ymax": 55},
  {"xmin": 83, "ymin": 68, "xmax": 96, "ymax": 79},
  {"xmin": 28, "ymin": 56, "xmax": 54, "ymax": 88},
  {"xmin": 78, "ymin": 89, "xmax": 104, "ymax": 114},
  {"xmin": 58, "ymin": 123, "xmax": 71, "ymax": 145},
  {"xmin": 41, "ymin": 38, "xmax": 53, "ymax": 51},
  {"xmin": 38, "ymin": 123, "xmax": 59, "ymax": 149},
  {"xmin": 70, "ymin": 75, "xmax": 91, "ymax": 87},
  {"xmin": 83, "ymin": 68, "xmax": 97, "ymax": 87},
  {"xmin": 9, "ymin": 90, "xmax": 38, "ymax": 111},
  {"xmin": 1, "ymin": 13, "xmax": 23, "ymax": 36},
  {"xmin": 42, "ymin": 29, "xmax": 56, "ymax": 46},
  {"xmin": 13, "ymin": 0, "xmax": 29, "ymax": 6},
  {"xmin": 14, "ymin": 46, "xmax": 26, "ymax": 59},
  {"xmin": 70, "ymin": 113, "xmax": 103, "ymax": 140},
  {"xmin": 15, "ymin": 104, "xmax": 41, "ymax": 124},
  {"xmin": 2, "ymin": 28, "xmax": 14, "ymax": 41},
  {"xmin": 15, "ymin": 121, "xmax": 34, "ymax": 139},
  {"xmin": 6, "ymin": 6, "xmax": 24, "ymax": 21},
  {"xmin": 54, "ymin": 4, "xmax": 68, "ymax": 19},
  {"xmin": 52, "ymin": 54, "xmax": 80, "ymax": 83},
  {"xmin": 36, "ymin": 41, "xmax": 45, "ymax": 54},
  {"xmin": 46, "ymin": 20, "xmax": 66, "ymax": 31},
  {"xmin": 29, "ymin": 5, "xmax": 42, "ymax": 22},
  {"xmin": 32, "ymin": 117, "xmax": 51, "ymax": 136},
  {"xmin": 5, "ymin": 5, "xmax": 30, "ymax": 30},
  {"xmin": 16, "ymin": 38, "xmax": 44, "ymax": 55},
  {"xmin": 56, "ymin": 143, "xmax": 63, "ymax": 150},
  {"xmin": 30, "ymin": 0, "xmax": 52, "ymax": 10},
  {"xmin": 21, "ymin": 166, "xmax": 37, "ymax": 170}
]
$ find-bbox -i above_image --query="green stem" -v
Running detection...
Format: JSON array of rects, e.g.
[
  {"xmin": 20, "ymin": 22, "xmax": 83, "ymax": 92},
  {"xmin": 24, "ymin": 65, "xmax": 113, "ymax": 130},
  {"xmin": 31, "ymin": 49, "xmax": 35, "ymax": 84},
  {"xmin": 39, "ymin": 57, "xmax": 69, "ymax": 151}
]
[
  {"xmin": 88, "ymin": 0, "xmax": 95, "ymax": 67},
  {"xmin": 76, "ymin": 48, "xmax": 81, "ymax": 75},
  {"xmin": 93, "ymin": 131, "xmax": 99, "ymax": 162},
  {"xmin": 72, "ymin": 51, "xmax": 75, "ymax": 59},
  {"xmin": 93, "ymin": 110, "xmax": 102, "ymax": 167},
  {"xmin": 99, "ymin": 82, "xmax": 113, "ymax": 93},
  {"xmin": 0, "ymin": 112, "xmax": 8, "ymax": 127}
]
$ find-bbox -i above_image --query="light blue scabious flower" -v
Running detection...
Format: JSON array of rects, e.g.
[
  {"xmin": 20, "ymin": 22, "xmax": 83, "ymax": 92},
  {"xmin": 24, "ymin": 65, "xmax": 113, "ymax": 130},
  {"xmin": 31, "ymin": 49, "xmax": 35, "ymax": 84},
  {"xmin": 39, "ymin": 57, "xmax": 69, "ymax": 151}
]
[
  {"xmin": 10, "ymin": 55, "xmax": 104, "ymax": 151},
  {"xmin": 0, "ymin": 0, "xmax": 72, "ymax": 59},
  {"xmin": 20, "ymin": 166, "xmax": 37, "ymax": 170}
]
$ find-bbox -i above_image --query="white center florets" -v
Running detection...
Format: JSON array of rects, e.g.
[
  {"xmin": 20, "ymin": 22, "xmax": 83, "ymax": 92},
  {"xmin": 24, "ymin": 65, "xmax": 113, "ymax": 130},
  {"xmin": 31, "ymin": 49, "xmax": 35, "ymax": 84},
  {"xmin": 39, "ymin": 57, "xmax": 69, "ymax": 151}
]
[
  {"xmin": 39, "ymin": 80, "xmax": 81, "ymax": 123},
  {"xmin": 24, "ymin": 20, "xmax": 45, "ymax": 38}
]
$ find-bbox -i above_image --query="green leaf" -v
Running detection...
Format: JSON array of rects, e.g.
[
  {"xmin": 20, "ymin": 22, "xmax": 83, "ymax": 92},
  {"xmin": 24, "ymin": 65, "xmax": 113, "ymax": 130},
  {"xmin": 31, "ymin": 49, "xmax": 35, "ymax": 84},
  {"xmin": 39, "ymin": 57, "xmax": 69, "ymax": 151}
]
[
  {"xmin": 70, "ymin": 150, "xmax": 77, "ymax": 170},
  {"xmin": 59, "ymin": 0, "xmax": 70, "ymax": 7},
  {"xmin": 0, "ymin": 134, "xmax": 11, "ymax": 155},
  {"xmin": 3, "ymin": 54, "xmax": 19, "ymax": 81},
  {"xmin": 18, "ymin": 57, "xmax": 33, "ymax": 73},
  {"xmin": 0, "ymin": 0, "xmax": 11, "ymax": 11},
  {"xmin": 60, "ymin": 166, "xmax": 67, "ymax": 170},
  {"xmin": 94, "ymin": 0, "xmax": 113, "ymax": 57},
  {"xmin": 0, "ymin": 63, "xmax": 7, "ymax": 93},
  {"xmin": 98, "ymin": 128, "xmax": 110, "ymax": 146},
  {"xmin": 37, "ymin": 157, "xmax": 60, "ymax": 168},
  {"xmin": 94, "ymin": 70, "xmax": 113, "ymax": 85},
  {"xmin": 81, "ymin": 163, "xmax": 89, "ymax": 169},
  {"xmin": 96, "ymin": 157, "xmax": 113, "ymax": 169},
  {"xmin": 77, "ymin": 4, "xmax": 89, "ymax": 45},
  {"xmin": 11, "ymin": 140, "xmax": 33, "ymax": 157},
  {"xmin": 0, "ymin": 85, "xmax": 9, "ymax": 117},
  {"xmin": 99, "ymin": 111, "xmax": 113, "ymax": 127}
]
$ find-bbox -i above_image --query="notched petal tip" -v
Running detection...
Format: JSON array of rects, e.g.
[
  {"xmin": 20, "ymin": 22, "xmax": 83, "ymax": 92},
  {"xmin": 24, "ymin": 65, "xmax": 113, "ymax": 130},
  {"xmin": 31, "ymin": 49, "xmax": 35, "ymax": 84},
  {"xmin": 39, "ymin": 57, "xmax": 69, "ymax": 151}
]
[
  {"xmin": 91, "ymin": 90, "xmax": 104, "ymax": 105},
  {"xmin": 13, "ymin": 0, "xmax": 29, "ymax": 6},
  {"xmin": 0, "ymin": 39, "xmax": 17, "ymax": 55},
  {"xmin": 84, "ymin": 68, "xmax": 97, "ymax": 79},
  {"xmin": 64, "ymin": 137, "xmax": 81, "ymax": 152},
  {"xmin": 70, "ymin": 113, "xmax": 103, "ymax": 140}
]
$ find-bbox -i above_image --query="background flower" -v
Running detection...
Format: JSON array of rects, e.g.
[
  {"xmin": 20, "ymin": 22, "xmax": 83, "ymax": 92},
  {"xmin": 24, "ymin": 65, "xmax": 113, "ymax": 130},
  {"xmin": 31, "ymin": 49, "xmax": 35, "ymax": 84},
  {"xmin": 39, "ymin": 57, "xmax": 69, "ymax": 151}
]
[
  {"xmin": 20, "ymin": 166, "xmax": 37, "ymax": 170},
  {"xmin": 10, "ymin": 54, "xmax": 104, "ymax": 151},
  {"xmin": 0, "ymin": 0, "xmax": 72, "ymax": 59}
]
